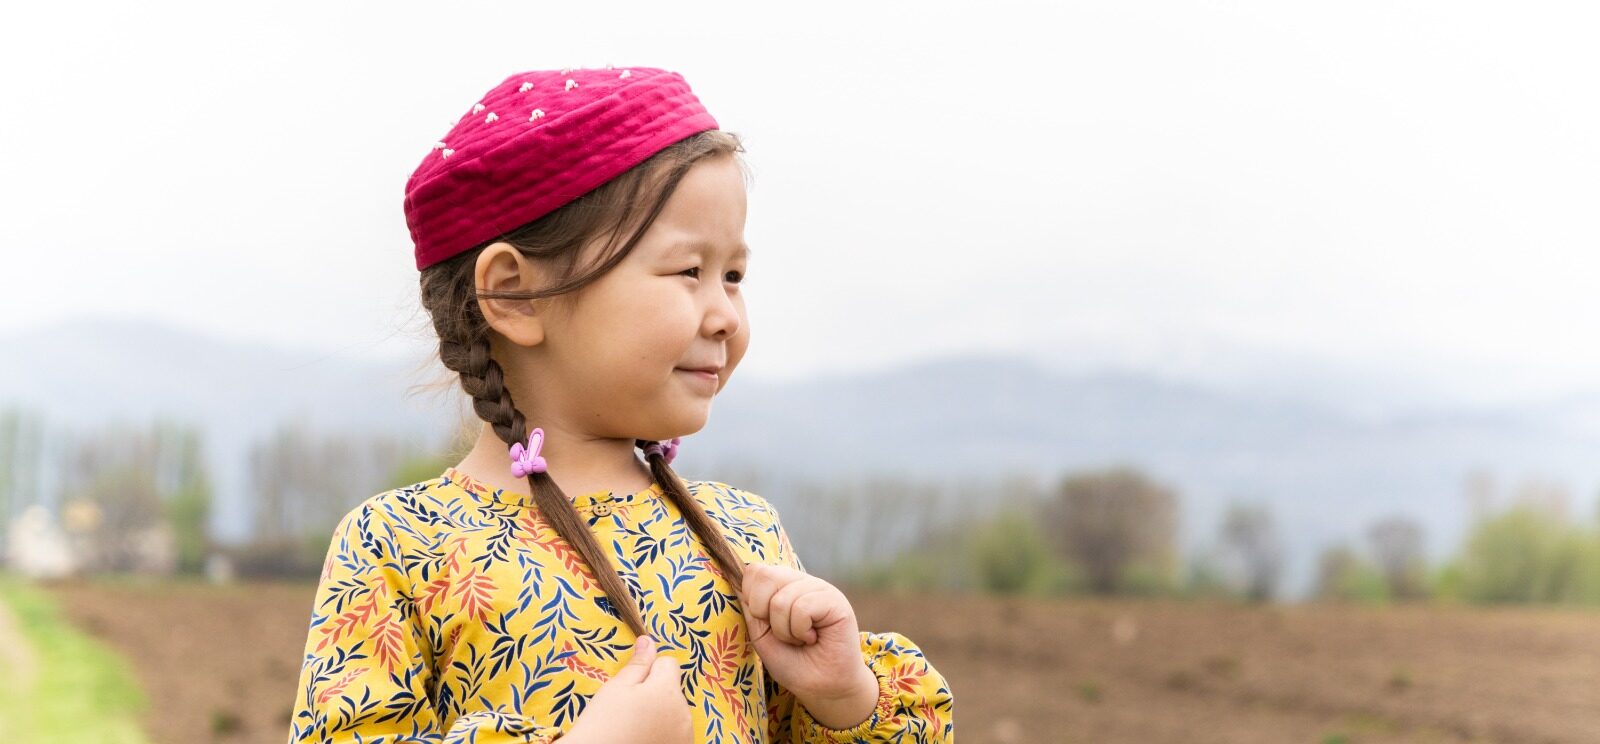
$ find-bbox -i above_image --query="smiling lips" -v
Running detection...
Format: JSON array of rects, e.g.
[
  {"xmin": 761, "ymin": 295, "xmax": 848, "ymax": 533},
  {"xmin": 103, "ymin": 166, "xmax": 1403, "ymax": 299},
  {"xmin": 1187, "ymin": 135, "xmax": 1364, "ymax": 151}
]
[{"xmin": 676, "ymin": 366, "xmax": 720, "ymax": 390}]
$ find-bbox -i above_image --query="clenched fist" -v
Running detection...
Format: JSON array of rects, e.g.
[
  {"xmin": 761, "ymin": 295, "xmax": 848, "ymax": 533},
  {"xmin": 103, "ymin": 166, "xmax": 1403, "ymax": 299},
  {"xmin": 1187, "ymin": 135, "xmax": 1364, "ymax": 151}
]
[{"xmin": 736, "ymin": 562, "xmax": 881, "ymax": 730}]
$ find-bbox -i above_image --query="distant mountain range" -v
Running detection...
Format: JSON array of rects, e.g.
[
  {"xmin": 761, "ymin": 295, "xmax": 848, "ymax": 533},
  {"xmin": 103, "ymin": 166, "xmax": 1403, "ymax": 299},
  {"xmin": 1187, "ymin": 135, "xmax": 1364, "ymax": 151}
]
[{"xmin": 4, "ymin": 316, "xmax": 1598, "ymax": 596}]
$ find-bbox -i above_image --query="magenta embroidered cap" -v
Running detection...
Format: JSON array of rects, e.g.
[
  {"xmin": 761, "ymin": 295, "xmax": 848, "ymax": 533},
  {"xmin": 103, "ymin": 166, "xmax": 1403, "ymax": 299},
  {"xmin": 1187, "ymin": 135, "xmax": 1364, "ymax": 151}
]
[{"xmin": 404, "ymin": 66, "xmax": 721, "ymax": 271}]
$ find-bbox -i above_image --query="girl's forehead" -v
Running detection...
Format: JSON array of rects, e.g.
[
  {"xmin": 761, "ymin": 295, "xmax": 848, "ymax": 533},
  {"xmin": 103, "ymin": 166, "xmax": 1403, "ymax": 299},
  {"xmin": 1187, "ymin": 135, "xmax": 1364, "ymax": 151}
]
[{"xmin": 658, "ymin": 237, "xmax": 751, "ymax": 259}]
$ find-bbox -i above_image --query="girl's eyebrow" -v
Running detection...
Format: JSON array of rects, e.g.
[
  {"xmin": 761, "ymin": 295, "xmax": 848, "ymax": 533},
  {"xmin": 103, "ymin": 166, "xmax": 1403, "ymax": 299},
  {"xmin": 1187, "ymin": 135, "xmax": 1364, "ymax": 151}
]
[{"xmin": 669, "ymin": 239, "xmax": 752, "ymax": 258}]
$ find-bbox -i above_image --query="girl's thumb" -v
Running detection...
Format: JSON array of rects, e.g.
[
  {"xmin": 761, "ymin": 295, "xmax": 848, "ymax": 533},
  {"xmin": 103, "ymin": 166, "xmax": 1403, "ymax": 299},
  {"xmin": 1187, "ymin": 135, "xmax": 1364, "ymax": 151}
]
[{"xmin": 613, "ymin": 635, "xmax": 656, "ymax": 684}]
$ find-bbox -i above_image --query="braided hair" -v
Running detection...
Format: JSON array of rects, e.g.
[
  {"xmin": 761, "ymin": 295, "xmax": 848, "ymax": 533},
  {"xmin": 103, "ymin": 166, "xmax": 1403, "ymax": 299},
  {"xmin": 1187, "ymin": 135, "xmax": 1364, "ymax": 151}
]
[{"xmin": 418, "ymin": 129, "xmax": 750, "ymax": 637}]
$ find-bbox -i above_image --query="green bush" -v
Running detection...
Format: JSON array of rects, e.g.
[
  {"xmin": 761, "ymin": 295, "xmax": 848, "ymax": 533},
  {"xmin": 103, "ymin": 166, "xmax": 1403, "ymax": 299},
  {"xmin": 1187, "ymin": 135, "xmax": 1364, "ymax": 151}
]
[
  {"xmin": 1313, "ymin": 545, "xmax": 1392, "ymax": 604},
  {"xmin": 848, "ymin": 550, "xmax": 949, "ymax": 593},
  {"xmin": 969, "ymin": 511, "xmax": 1060, "ymax": 594},
  {"xmin": 1452, "ymin": 505, "xmax": 1600, "ymax": 605},
  {"xmin": 849, "ymin": 509, "xmax": 1084, "ymax": 596}
]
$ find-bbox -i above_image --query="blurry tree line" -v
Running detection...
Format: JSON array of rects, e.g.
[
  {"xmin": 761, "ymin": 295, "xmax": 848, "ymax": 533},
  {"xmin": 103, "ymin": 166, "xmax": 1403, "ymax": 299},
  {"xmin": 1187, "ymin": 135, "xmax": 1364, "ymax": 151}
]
[
  {"xmin": 1309, "ymin": 472, "xmax": 1600, "ymax": 605},
  {"xmin": 1, "ymin": 408, "xmax": 214, "ymax": 575},
  {"xmin": 234, "ymin": 417, "xmax": 458, "ymax": 576},
  {"xmin": 834, "ymin": 466, "xmax": 1600, "ymax": 607},
  {"xmin": 4, "ymin": 399, "xmax": 1599, "ymax": 605},
  {"xmin": 0, "ymin": 404, "xmax": 456, "ymax": 579}
]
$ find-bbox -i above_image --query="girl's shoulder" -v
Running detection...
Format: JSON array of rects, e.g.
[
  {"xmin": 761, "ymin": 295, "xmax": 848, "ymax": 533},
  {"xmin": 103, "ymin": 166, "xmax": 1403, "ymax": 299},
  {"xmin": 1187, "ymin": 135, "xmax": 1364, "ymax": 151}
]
[
  {"xmin": 680, "ymin": 478, "xmax": 776, "ymax": 518},
  {"xmin": 325, "ymin": 473, "xmax": 456, "ymax": 536}
]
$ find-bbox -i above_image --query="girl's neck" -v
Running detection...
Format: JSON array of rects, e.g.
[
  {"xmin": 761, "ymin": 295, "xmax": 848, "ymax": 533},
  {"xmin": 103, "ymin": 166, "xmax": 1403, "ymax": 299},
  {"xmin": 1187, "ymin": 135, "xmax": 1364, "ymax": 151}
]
[{"xmin": 453, "ymin": 420, "xmax": 656, "ymax": 500}]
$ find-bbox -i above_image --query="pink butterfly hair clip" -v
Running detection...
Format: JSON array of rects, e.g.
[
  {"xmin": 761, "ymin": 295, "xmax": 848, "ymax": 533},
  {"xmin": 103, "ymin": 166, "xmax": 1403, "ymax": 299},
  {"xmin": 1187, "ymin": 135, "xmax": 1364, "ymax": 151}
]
[
  {"xmin": 642, "ymin": 437, "xmax": 681, "ymax": 465},
  {"xmin": 509, "ymin": 428, "xmax": 549, "ymax": 478}
]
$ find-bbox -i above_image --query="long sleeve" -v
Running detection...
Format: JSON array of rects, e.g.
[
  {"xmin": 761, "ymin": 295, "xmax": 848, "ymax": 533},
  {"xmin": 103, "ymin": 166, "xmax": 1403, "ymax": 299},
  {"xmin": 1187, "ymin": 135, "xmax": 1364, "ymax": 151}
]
[
  {"xmin": 757, "ymin": 499, "xmax": 955, "ymax": 743},
  {"xmin": 287, "ymin": 497, "xmax": 565, "ymax": 744}
]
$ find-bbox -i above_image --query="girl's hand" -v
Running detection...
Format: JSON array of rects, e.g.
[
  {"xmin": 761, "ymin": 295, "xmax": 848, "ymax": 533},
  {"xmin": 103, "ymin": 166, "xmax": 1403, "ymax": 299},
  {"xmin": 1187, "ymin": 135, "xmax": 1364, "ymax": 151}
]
[
  {"xmin": 562, "ymin": 635, "xmax": 692, "ymax": 744},
  {"xmin": 736, "ymin": 562, "xmax": 881, "ymax": 729}
]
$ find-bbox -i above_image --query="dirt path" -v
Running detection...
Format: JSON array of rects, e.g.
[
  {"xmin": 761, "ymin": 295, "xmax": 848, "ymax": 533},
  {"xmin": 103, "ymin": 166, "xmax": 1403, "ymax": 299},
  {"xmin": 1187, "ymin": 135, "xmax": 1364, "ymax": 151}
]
[
  {"xmin": 0, "ymin": 584, "xmax": 39, "ymax": 691},
  {"xmin": 0, "ymin": 581, "xmax": 42, "ymax": 744}
]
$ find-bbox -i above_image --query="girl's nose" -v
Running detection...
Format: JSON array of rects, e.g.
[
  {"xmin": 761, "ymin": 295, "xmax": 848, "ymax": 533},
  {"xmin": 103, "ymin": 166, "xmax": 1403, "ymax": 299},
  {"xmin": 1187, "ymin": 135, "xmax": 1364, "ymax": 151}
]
[{"xmin": 702, "ymin": 286, "xmax": 742, "ymax": 338}]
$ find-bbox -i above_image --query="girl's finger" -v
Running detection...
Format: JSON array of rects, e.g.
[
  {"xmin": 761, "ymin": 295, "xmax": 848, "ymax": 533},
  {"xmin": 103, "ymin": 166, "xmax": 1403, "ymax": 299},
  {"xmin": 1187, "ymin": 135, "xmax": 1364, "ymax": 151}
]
[
  {"xmin": 747, "ymin": 611, "xmax": 772, "ymax": 644},
  {"xmin": 790, "ymin": 590, "xmax": 824, "ymax": 645},
  {"xmin": 648, "ymin": 652, "xmax": 683, "ymax": 692},
  {"xmin": 739, "ymin": 563, "xmax": 779, "ymax": 622},
  {"xmin": 614, "ymin": 635, "xmax": 656, "ymax": 684},
  {"xmin": 769, "ymin": 580, "xmax": 825, "ymax": 645}
]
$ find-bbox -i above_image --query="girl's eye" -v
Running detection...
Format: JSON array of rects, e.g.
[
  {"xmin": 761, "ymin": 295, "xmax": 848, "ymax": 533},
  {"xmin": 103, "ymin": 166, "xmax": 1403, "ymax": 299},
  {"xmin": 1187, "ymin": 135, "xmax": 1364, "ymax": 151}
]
[{"xmin": 679, "ymin": 267, "xmax": 745, "ymax": 284}]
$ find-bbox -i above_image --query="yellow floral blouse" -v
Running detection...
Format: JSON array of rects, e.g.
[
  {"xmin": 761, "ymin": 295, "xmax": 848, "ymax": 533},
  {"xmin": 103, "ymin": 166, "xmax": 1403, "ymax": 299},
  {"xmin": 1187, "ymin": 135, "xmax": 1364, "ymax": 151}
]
[{"xmin": 287, "ymin": 467, "xmax": 955, "ymax": 743}]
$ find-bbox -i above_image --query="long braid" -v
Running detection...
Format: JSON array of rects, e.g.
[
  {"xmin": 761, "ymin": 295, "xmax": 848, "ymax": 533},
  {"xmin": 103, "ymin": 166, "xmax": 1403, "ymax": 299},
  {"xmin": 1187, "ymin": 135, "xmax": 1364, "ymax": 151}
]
[
  {"xmin": 438, "ymin": 327, "xmax": 650, "ymax": 636},
  {"xmin": 641, "ymin": 444, "xmax": 750, "ymax": 594}
]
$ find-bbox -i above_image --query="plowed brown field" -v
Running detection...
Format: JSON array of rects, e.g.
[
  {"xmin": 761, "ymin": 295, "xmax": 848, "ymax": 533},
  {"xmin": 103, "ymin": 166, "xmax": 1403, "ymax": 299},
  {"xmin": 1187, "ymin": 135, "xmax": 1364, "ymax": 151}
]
[{"xmin": 39, "ymin": 579, "xmax": 1600, "ymax": 744}]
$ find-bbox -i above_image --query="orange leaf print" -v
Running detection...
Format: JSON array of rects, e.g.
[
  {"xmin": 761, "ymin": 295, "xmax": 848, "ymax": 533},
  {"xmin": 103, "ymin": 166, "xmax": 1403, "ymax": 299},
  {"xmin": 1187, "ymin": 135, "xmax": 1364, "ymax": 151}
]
[
  {"xmin": 557, "ymin": 640, "xmax": 611, "ymax": 683},
  {"xmin": 436, "ymin": 625, "xmax": 463, "ymax": 673},
  {"xmin": 416, "ymin": 576, "xmax": 452, "ymax": 616},
  {"xmin": 513, "ymin": 511, "xmax": 547, "ymax": 542},
  {"xmin": 887, "ymin": 661, "xmax": 924, "ymax": 697},
  {"xmin": 704, "ymin": 625, "xmax": 740, "ymax": 683},
  {"xmin": 443, "ymin": 536, "xmax": 472, "ymax": 574},
  {"xmin": 451, "ymin": 569, "xmax": 496, "ymax": 624},
  {"xmin": 717, "ymin": 684, "xmax": 748, "ymax": 734},
  {"xmin": 370, "ymin": 611, "xmax": 406, "ymax": 673},
  {"xmin": 316, "ymin": 667, "xmax": 365, "ymax": 704},
  {"xmin": 702, "ymin": 626, "xmax": 748, "ymax": 732},
  {"xmin": 699, "ymin": 553, "xmax": 726, "ymax": 582},
  {"xmin": 315, "ymin": 583, "xmax": 384, "ymax": 652},
  {"xmin": 525, "ymin": 529, "xmax": 599, "ymax": 593}
]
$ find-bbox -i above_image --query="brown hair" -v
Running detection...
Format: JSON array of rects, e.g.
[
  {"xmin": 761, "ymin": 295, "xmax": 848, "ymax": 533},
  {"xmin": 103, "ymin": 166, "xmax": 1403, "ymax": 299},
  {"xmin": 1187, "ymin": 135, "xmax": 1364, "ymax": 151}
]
[{"xmin": 416, "ymin": 129, "xmax": 749, "ymax": 637}]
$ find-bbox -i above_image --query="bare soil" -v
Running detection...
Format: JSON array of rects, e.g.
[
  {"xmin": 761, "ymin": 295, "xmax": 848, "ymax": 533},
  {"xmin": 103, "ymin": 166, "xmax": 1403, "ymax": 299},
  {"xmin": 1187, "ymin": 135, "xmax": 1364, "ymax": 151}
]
[{"xmin": 40, "ymin": 579, "xmax": 1600, "ymax": 744}]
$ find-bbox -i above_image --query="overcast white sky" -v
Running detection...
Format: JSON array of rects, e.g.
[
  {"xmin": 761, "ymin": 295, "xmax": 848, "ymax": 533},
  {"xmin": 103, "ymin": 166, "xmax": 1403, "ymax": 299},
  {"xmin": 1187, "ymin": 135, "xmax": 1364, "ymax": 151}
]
[{"xmin": 3, "ymin": 1, "xmax": 1597, "ymax": 407}]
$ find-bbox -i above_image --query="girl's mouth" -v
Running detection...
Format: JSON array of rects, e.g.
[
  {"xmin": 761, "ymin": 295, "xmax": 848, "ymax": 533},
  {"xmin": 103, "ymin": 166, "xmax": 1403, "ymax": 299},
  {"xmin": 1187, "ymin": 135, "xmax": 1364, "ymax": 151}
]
[{"xmin": 675, "ymin": 368, "xmax": 719, "ymax": 389}]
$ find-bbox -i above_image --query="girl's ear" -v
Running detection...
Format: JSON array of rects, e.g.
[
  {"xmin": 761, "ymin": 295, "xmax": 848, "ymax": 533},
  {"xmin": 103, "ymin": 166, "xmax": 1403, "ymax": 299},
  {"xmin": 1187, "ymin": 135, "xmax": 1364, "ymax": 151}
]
[{"xmin": 476, "ymin": 242, "xmax": 549, "ymax": 347}]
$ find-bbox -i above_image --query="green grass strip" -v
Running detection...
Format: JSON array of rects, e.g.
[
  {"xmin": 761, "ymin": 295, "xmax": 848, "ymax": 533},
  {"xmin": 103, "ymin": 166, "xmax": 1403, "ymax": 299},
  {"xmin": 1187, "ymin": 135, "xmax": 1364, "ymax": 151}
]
[{"xmin": 0, "ymin": 572, "xmax": 153, "ymax": 744}]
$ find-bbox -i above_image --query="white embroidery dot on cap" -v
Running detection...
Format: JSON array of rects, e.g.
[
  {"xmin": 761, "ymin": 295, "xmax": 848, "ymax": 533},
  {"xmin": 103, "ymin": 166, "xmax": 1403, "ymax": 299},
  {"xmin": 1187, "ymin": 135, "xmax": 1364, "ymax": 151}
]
[
  {"xmin": 565, "ymin": 78, "xmax": 578, "ymax": 91},
  {"xmin": 618, "ymin": 69, "xmax": 631, "ymax": 79},
  {"xmin": 441, "ymin": 148, "xmax": 454, "ymax": 158},
  {"xmin": 529, "ymin": 108, "xmax": 545, "ymax": 121},
  {"xmin": 518, "ymin": 81, "xmax": 533, "ymax": 93},
  {"xmin": 485, "ymin": 112, "xmax": 499, "ymax": 123},
  {"xmin": 560, "ymin": 66, "xmax": 572, "ymax": 75},
  {"xmin": 472, "ymin": 103, "xmax": 486, "ymax": 115},
  {"xmin": 432, "ymin": 141, "xmax": 447, "ymax": 150}
]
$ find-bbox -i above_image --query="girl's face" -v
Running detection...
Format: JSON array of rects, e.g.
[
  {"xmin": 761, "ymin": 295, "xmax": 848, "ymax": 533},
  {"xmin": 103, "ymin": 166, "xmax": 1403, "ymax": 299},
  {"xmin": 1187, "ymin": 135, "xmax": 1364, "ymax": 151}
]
[{"xmin": 483, "ymin": 152, "xmax": 751, "ymax": 443}]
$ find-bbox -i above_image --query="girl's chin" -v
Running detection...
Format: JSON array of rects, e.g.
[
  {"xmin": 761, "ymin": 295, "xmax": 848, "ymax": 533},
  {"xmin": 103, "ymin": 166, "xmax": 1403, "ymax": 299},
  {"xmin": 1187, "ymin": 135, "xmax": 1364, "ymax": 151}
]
[
  {"xmin": 646, "ymin": 399, "xmax": 710, "ymax": 437},
  {"xmin": 682, "ymin": 405, "xmax": 713, "ymax": 429}
]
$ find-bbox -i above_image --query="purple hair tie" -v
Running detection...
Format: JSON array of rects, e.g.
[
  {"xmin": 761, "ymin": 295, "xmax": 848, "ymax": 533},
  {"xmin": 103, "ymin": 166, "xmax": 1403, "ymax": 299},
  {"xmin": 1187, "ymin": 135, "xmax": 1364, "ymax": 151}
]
[
  {"xmin": 642, "ymin": 437, "xmax": 681, "ymax": 465},
  {"xmin": 509, "ymin": 427, "xmax": 548, "ymax": 478}
]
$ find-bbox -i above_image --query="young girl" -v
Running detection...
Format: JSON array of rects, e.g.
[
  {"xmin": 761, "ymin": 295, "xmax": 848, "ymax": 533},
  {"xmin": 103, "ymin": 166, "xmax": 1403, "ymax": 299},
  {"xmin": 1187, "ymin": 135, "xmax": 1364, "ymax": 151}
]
[{"xmin": 286, "ymin": 66, "xmax": 954, "ymax": 743}]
